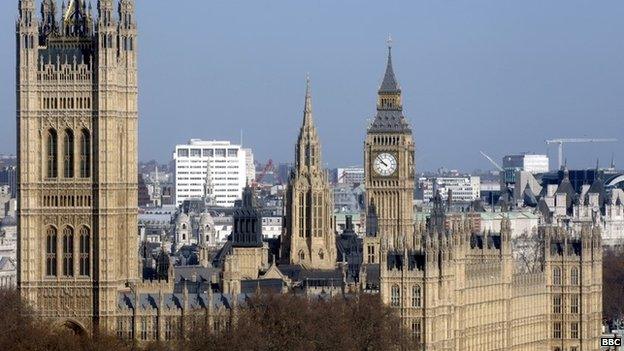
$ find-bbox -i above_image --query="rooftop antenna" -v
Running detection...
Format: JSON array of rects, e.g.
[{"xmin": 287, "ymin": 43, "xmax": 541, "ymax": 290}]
[{"xmin": 386, "ymin": 33, "xmax": 393, "ymax": 49}]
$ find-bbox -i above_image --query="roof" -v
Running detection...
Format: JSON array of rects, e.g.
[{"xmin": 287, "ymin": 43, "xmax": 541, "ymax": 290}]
[
  {"xmin": 0, "ymin": 257, "xmax": 15, "ymax": 271},
  {"xmin": 368, "ymin": 110, "xmax": 412, "ymax": 134},
  {"xmin": 277, "ymin": 265, "xmax": 343, "ymax": 283},
  {"xmin": 117, "ymin": 291, "xmax": 248, "ymax": 311},
  {"xmin": 379, "ymin": 47, "xmax": 400, "ymax": 93},
  {"xmin": 241, "ymin": 279, "xmax": 284, "ymax": 294}
]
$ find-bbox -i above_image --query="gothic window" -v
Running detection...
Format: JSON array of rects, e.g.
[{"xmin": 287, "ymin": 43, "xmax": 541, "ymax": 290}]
[
  {"xmin": 151, "ymin": 316, "xmax": 158, "ymax": 340},
  {"xmin": 412, "ymin": 285, "xmax": 422, "ymax": 308},
  {"xmin": 63, "ymin": 129, "xmax": 74, "ymax": 178},
  {"xmin": 318, "ymin": 249, "xmax": 324, "ymax": 260},
  {"xmin": 553, "ymin": 294, "xmax": 562, "ymax": 314},
  {"xmin": 80, "ymin": 129, "xmax": 91, "ymax": 178},
  {"xmin": 411, "ymin": 320, "xmax": 421, "ymax": 343},
  {"xmin": 553, "ymin": 267, "xmax": 561, "ymax": 285},
  {"xmin": 62, "ymin": 226, "xmax": 74, "ymax": 276},
  {"xmin": 79, "ymin": 226, "xmax": 90, "ymax": 276},
  {"xmin": 391, "ymin": 285, "xmax": 400, "ymax": 307},
  {"xmin": 165, "ymin": 317, "xmax": 173, "ymax": 340},
  {"xmin": 140, "ymin": 316, "xmax": 148, "ymax": 340},
  {"xmin": 298, "ymin": 197, "xmax": 304, "ymax": 237},
  {"xmin": 570, "ymin": 294, "xmax": 579, "ymax": 314},
  {"xmin": 45, "ymin": 226, "xmax": 57, "ymax": 276},
  {"xmin": 47, "ymin": 129, "xmax": 58, "ymax": 178},
  {"xmin": 298, "ymin": 250, "xmax": 305, "ymax": 261},
  {"xmin": 553, "ymin": 322, "xmax": 562, "ymax": 339},
  {"xmin": 570, "ymin": 322, "xmax": 579, "ymax": 339},
  {"xmin": 570, "ymin": 267, "xmax": 579, "ymax": 285},
  {"xmin": 367, "ymin": 245, "xmax": 375, "ymax": 264}
]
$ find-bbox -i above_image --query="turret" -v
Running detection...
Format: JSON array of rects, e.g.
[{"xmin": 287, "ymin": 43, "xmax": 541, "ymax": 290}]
[
  {"xmin": 39, "ymin": 0, "xmax": 58, "ymax": 43},
  {"xmin": 117, "ymin": 0, "xmax": 137, "ymax": 58}
]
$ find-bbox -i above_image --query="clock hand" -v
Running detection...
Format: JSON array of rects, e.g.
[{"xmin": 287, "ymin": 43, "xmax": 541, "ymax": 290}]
[{"xmin": 380, "ymin": 159, "xmax": 388, "ymax": 167}]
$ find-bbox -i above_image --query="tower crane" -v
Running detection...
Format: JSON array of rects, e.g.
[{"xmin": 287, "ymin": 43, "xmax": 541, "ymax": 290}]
[{"xmin": 545, "ymin": 138, "xmax": 617, "ymax": 170}]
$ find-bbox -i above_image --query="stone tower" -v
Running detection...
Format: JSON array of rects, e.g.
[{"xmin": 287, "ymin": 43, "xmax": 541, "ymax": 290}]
[
  {"xmin": 282, "ymin": 77, "xmax": 336, "ymax": 269},
  {"xmin": 16, "ymin": 0, "xmax": 138, "ymax": 333},
  {"xmin": 364, "ymin": 41, "xmax": 415, "ymax": 252}
]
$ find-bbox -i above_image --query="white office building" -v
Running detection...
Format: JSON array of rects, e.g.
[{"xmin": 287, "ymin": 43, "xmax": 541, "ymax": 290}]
[
  {"xmin": 242, "ymin": 148, "xmax": 256, "ymax": 185},
  {"xmin": 503, "ymin": 154, "xmax": 549, "ymax": 173},
  {"xmin": 173, "ymin": 140, "xmax": 249, "ymax": 207},
  {"xmin": 420, "ymin": 176, "xmax": 481, "ymax": 203}
]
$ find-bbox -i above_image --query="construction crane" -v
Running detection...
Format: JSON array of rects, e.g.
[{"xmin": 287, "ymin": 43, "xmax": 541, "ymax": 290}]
[
  {"xmin": 480, "ymin": 151, "xmax": 503, "ymax": 172},
  {"xmin": 253, "ymin": 159, "xmax": 274, "ymax": 187},
  {"xmin": 545, "ymin": 138, "xmax": 618, "ymax": 170}
]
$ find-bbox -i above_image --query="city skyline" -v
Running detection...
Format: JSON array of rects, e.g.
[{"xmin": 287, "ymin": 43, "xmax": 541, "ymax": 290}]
[
  {"xmin": 1, "ymin": 0, "xmax": 623, "ymax": 170},
  {"xmin": 6, "ymin": 1, "xmax": 622, "ymax": 347}
]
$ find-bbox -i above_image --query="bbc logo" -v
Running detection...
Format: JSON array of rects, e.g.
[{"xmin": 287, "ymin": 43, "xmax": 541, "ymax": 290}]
[{"xmin": 601, "ymin": 336, "xmax": 622, "ymax": 348}]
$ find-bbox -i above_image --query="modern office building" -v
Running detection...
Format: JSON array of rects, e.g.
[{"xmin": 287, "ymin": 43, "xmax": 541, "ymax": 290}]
[
  {"xmin": 173, "ymin": 140, "xmax": 249, "ymax": 207},
  {"xmin": 419, "ymin": 176, "xmax": 481, "ymax": 203},
  {"xmin": 503, "ymin": 154, "xmax": 549, "ymax": 173}
]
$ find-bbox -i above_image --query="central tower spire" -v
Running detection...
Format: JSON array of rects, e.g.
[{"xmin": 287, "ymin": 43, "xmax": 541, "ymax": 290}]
[{"xmin": 281, "ymin": 76, "xmax": 336, "ymax": 269}]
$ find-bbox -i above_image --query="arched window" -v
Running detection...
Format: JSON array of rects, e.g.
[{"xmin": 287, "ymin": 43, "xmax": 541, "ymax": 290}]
[
  {"xmin": 553, "ymin": 267, "xmax": 561, "ymax": 285},
  {"xmin": 318, "ymin": 249, "xmax": 324, "ymax": 260},
  {"xmin": 47, "ymin": 129, "xmax": 58, "ymax": 178},
  {"xmin": 298, "ymin": 250, "xmax": 305, "ymax": 261},
  {"xmin": 412, "ymin": 285, "xmax": 422, "ymax": 308},
  {"xmin": 79, "ymin": 226, "xmax": 90, "ymax": 276},
  {"xmin": 62, "ymin": 226, "xmax": 74, "ymax": 276},
  {"xmin": 570, "ymin": 267, "xmax": 579, "ymax": 285},
  {"xmin": 46, "ymin": 226, "xmax": 57, "ymax": 276},
  {"xmin": 80, "ymin": 129, "xmax": 91, "ymax": 178},
  {"xmin": 63, "ymin": 129, "xmax": 74, "ymax": 178},
  {"xmin": 391, "ymin": 285, "xmax": 400, "ymax": 307}
]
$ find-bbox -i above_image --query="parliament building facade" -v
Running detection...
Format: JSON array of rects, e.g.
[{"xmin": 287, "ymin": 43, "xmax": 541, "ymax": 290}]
[{"xmin": 16, "ymin": 1, "xmax": 603, "ymax": 350}]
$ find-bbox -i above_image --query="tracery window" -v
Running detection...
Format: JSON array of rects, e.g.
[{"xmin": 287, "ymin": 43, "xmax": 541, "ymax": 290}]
[
  {"xmin": 80, "ymin": 129, "xmax": 91, "ymax": 178},
  {"xmin": 570, "ymin": 267, "xmax": 579, "ymax": 285},
  {"xmin": 79, "ymin": 226, "xmax": 90, "ymax": 276},
  {"xmin": 553, "ymin": 267, "xmax": 561, "ymax": 285},
  {"xmin": 47, "ymin": 129, "xmax": 58, "ymax": 178},
  {"xmin": 62, "ymin": 226, "xmax": 74, "ymax": 276},
  {"xmin": 412, "ymin": 285, "xmax": 422, "ymax": 308},
  {"xmin": 46, "ymin": 226, "xmax": 57, "ymax": 276},
  {"xmin": 63, "ymin": 129, "xmax": 74, "ymax": 178},
  {"xmin": 391, "ymin": 285, "xmax": 400, "ymax": 307}
]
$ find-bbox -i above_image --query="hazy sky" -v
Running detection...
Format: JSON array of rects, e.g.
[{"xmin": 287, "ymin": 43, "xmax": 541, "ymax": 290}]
[{"xmin": 1, "ymin": 1, "xmax": 623, "ymax": 171}]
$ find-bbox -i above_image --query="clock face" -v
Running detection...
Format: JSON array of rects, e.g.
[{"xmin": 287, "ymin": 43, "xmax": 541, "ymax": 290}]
[{"xmin": 373, "ymin": 153, "xmax": 397, "ymax": 176}]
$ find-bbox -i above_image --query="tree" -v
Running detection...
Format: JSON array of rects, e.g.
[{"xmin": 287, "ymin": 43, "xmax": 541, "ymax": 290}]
[{"xmin": 185, "ymin": 293, "xmax": 417, "ymax": 351}]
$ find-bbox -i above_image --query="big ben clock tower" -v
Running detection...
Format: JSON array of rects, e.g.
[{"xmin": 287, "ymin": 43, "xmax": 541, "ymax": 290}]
[{"xmin": 364, "ymin": 40, "xmax": 415, "ymax": 257}]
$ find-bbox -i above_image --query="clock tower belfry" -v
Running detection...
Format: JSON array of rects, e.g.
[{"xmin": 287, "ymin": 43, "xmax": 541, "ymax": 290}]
[{"xmin": 364, "ymin": 41, "xmax": 415, "ymax": 256}]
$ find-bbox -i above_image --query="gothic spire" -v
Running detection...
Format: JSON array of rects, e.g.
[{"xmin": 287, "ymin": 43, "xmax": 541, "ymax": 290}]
[
  {"xmin": 379, "ymin": 35, "xmax": 400, "ymax": 94},
  {"xmin": 303, "ymin": 74, "xmax": 313, "ymax": 124}
]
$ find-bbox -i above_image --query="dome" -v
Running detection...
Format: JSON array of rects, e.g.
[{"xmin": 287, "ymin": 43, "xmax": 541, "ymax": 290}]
[
  {"xmin": 175, "ymin": 212, "xmax": 190, "ymax": 224},
  {"xmin": 199, "ymin": 211, "xmax": 214, "ymax": 226}
]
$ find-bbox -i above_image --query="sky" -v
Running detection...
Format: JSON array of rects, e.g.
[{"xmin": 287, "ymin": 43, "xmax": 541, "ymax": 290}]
[{"xmin": 1, "ymin": 0, "xmax": 623, "ymax": 172}]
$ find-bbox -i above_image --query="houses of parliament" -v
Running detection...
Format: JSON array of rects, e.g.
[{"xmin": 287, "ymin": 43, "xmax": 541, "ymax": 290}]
[{"xmin": 15, "ymin": 1, "xmax": 603, "ymax": 350}]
